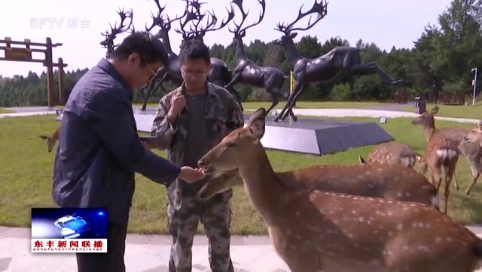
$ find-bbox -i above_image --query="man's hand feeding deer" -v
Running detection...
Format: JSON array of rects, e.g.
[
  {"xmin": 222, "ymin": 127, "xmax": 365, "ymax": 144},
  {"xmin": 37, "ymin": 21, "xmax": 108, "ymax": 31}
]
[
  {"xmin": 198, "ymin": 108, "xmax": 482, "ymax": 272},
  {"xmin": 225, "ymin": 0, "xmax": 295, "ymax": 118},
  {"xmin": 272, "ymin": 0, "xmax": 402, "ymax": 122}
]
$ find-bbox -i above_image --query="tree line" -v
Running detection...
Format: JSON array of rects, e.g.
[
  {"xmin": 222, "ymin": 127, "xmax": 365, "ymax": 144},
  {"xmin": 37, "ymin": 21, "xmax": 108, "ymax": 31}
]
[{"xmin": 0, "ymin": 0, "xmax": 481, "ymax": 107}]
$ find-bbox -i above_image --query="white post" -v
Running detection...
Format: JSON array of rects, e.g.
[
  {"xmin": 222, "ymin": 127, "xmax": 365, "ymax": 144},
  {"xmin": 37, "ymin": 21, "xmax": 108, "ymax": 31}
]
[{"xmin": 472, "ymin": 67, "xmax": 478, "ymax": 106}]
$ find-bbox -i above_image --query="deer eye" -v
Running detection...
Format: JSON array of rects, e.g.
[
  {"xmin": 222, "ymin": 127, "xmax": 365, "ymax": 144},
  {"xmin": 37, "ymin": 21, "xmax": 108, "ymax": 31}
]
[{"xmin": 226, "ymin": 142, "xmax": 237, "ymax": 148}]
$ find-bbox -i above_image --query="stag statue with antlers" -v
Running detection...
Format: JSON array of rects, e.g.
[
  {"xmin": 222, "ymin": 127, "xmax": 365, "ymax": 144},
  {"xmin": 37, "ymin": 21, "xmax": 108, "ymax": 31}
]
[
  {"xmin": 174, "ymin": 0, "xmax": 244, "ymax": 109},
  {"xmin": 140, "ymin": 0, "xmax": 189, "ymax": 111},
  {"xmin": 272, "ymin": 0, "xmax": 403, "ymax": 122},
  {"xmin": 225, "ymin": 0, "xmax": 295, "ymax": 118},
  {"xmin": 100, "ymin": 9, "xmax": 134, "ymax": 58}
]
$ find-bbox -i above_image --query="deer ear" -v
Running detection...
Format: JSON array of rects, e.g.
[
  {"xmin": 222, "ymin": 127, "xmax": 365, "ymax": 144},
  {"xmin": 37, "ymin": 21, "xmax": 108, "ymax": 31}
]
[
  {"xmin": 290, "ymin": 32, "xmax": 298, "ymax": 39},
  {"xmin": 358, "ymin": 156, "xmax": 366, "ymax": 164},
  {"xmin": 248, "ymin": 108, "xmax": 267, "ymax": 140},
  {"xmin": 430, "ymin": 106, "xmax": 439, "ymax": 115}
]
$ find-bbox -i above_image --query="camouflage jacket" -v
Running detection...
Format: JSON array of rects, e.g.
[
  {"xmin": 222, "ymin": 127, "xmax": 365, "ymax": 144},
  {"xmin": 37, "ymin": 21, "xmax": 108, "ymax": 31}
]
[{"xmin": 150, "ymin": 82, "xmax": 244, "ymax": 196}]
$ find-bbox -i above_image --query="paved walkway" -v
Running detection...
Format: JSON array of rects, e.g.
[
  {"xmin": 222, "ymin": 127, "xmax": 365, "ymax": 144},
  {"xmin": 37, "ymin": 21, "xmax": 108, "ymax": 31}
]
[
  {"xmin": 1, "ymin": 107, "xmax": 480, "ymax": 125},
  {"xmin": 1, "ymin": 226, "xmax": 482, "ymax": 272}
]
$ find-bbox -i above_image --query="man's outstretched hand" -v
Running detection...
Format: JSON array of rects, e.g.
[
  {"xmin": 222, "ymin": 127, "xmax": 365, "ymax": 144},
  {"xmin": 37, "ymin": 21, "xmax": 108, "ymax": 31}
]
[{"xmin": 178, "ymin": 166, "xmax": 206, "ymax": 183}]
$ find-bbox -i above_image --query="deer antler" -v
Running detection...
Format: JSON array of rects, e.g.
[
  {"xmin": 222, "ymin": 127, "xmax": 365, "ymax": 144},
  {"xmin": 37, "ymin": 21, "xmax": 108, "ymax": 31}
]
[
  {"xmin": 199, "ymin": 5, "xmax": 235, "ymax": 35},
  {"xmin": 229, "ymin": 0, "xmax": 266, "ymax": 37},
  {"xmin": 181, "ymin": 1, "xmax": 234, "ymax": 39},
  {"xmin": 174, "ymin": 0, "xmax": 202, "ymax": 40},
  {"xmin": 145, "ymin": 0, "xmax": 167, "ymax": 32},
  {"xmin": 281, "ymin": 0, "xmax": 328, "ymax": 34},
  {"xmin": 100, "ymin": 8, "xmax": 134, "ymax": 56}
]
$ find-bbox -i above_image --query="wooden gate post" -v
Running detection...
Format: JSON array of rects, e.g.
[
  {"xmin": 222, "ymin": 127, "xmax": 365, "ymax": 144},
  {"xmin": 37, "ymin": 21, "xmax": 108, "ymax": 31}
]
[
  {"xmin": 58, "ymin": 57, "xmax": 66, "ymax": 105},
  {"xmin": 0, "ymin": 37, "xmax": 67, "ymax": 107}
]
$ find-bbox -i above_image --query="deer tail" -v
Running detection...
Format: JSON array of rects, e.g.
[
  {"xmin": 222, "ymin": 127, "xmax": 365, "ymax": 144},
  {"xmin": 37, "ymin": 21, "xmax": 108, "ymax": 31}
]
[{"xmin": 435, "ymin": 147, "xmax": 459, "ymax": 166}]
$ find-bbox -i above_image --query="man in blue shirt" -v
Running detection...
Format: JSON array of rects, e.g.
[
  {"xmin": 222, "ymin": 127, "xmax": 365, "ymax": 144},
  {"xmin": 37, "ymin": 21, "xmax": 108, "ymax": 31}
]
[{"xmin": 52, "ymin": 31, "xmax": 206, "ymax": 272}]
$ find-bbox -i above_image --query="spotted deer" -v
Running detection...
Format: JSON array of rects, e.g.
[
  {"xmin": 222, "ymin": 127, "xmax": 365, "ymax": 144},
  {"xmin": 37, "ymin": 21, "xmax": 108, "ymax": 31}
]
[
  {"xmin": 422, "ymin": 133, "xmax": 460, "ymax": 214},
  {"xmin": 358, "ymin": 142, "xmax": 422, "ymax": 168},
  {"xmin": 199, "ymin": 162, "xmax": 440, "ymax": 210},
  {"xmin": 198, "ymin": 108, "xmax": 482, "ymax": 272},
  {"xmin": 412, "ymin": 106, "xmax": 473, "ymax": 192},
  {"xmin": 39, "ymin": 127, "xmax": 60, "ymax": 153},
  {"xmin": 459, "ymin": 127, "xmax": 482, "ymax": 195}
]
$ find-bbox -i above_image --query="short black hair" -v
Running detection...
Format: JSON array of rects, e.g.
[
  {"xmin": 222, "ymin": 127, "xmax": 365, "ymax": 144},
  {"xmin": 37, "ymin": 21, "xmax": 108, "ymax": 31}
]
[
  {"xmin": 111, "ymin": 31, "xmax": 168, "ymax": 67},
  {"xmin": 179, "ymin": 40, "xmax": 211, "ymax": 64}
]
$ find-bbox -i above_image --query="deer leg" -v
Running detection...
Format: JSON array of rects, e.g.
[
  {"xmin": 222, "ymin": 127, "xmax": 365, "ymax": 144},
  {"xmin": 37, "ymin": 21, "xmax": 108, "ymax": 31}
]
[
  {"xmin": 465, "ymin": 164, "xmax": 480, "ymax": 195},
  {"xmin": 224, "ymin": 73, "xmax": 242, "ymax": 89},
  {"xmin": 280, "ymin": 83, "xmax": 308, "ymax": 121},
  {"xmin": 452, "ymin": 171, "xmax": 460, "ymax": 190},
  {"xmin": 432, "ymin": 168, "xmax": 443, "ymax": 192},
  {"xmin": 141, "ymin": 71, "xmax": 168, "ymax": 111},
  {"xmin": 348, "ymin": 62, "xmax": 401, "ymax": 84},
  {"xmin": 265, "ymin": 90, "xmax": 279, "ymax": 115},
  {"xmin": 443, "ymin": 163, "xmax": 457, "ymax": 214}
]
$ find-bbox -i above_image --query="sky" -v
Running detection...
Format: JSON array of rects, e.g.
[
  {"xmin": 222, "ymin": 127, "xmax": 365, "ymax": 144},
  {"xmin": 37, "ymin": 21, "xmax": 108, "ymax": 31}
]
[{"xmin": 0, "ymin": 0, "xmax": 452, "ymax": 78}]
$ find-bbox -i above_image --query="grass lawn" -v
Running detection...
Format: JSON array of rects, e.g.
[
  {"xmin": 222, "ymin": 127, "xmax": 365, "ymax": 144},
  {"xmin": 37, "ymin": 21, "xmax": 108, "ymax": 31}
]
[
  {"xmin": 136, "ymin": 101, "xmax": 389, "ymax": 110},
  {"xmin": 401, "ymin": 102, "xmax": 482, "ymax": 119},
  {"xmin": 1, "ymin": 115, "xmax": 482, "ymax": 235},
  {"xmin": 0, "ymin": 108, "xmax": 15, "ymax": 114}
]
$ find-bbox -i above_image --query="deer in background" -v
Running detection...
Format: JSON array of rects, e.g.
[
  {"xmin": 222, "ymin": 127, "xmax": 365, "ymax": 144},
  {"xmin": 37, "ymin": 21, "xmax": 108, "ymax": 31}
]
[
  {"xmin": 225, "ymin": 0, "xmax": 295, "ymax": 118},
  {"xmin": 422, "ymin": 133, "xmax": 460, "ymax": 214},
  {"xmin": 412, "ymin": 106, "xmax": 474, "ymax": 194},
  {"xmin": 39, "ymin": 127, "xmax": 60, "ymax": 153},
  {"xmin": 141, "ymin": 0, "xmax": 188, "ymax": 111},
  {"xmin": 358, "ymin": 142, "xmax": 422, "ymax": 169},
  {"xmin": 459, "ymin": 125, "xmax": 482, "ymax": 195},
  {"xmin": 198, "ymin": 108, "xmax": 482, "ymax": 272},
  {"xmin": 272, "ymin": 0, "xmax": 402, "ymax": 122}
]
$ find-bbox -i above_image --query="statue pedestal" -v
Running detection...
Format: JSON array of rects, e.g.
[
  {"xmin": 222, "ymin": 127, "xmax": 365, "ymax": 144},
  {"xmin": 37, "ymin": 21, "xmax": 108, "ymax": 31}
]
[
  {"xmin": 243, "ymin": 114, "xmax": 394, "ymax": 156},
  {"xmin": 56, "ymin": 107, "xmax": 394, "ymax": 156}
]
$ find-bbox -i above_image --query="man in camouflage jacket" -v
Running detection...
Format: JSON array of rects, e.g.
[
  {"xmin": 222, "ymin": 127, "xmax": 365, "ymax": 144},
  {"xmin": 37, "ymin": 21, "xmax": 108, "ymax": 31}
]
[{"xmin": 149, "ymin": 39, "xmax": 244, "ymax": 272}]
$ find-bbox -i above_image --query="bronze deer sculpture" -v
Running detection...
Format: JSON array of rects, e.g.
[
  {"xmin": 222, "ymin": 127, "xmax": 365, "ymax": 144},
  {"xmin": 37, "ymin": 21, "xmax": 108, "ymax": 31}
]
[
  {"xmin": 272, "ymin": 0, "xmax": 402, "ymax": 122},
  {"xmin": 198, "ymin": 108, "xmax": 482, "ymax": 272},
  {"xmin": 141, "ymin": 0, "xmax": 188, "ymax": 111},
  {"xmin": 175, "ymin": 0, "xmax": 243, "ymax": 110},
  {"xmin": 225, "ymin": 0, "xmax": 294, "ymax": 118}
]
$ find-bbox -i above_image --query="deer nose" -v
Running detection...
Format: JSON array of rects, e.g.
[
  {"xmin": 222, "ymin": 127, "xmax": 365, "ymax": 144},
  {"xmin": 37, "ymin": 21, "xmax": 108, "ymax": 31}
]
[{"xmin": 198, "ymin": 158, "xmax": 207, "ymax": 168}]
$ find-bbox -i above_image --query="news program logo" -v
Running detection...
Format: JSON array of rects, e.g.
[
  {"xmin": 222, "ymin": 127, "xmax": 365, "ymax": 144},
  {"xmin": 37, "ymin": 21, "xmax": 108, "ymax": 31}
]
[{"xmin": 31, "ymin": 208, "xmax": 108, "ymax": 253}]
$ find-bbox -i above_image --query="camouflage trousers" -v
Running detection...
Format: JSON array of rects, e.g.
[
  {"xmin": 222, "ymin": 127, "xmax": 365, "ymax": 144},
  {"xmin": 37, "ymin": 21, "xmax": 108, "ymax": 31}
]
[{"xmin": 167, "ymin": 187, "xmax": 234, "ymax": 272}]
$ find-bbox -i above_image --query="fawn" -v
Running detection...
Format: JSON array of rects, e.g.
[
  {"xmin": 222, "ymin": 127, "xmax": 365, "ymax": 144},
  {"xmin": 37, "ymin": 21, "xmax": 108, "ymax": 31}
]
[
  {"xmin": 198, "ymin": 108, "xmax": 482, "ymax": 272},
  {"xmin": 422, "ymin": 133, "xmax": 460, "ymax": 214},
  {"xmin": 358, "ymin": 142, "xmax": 422, "ymax": 168},
  {"xmin": 39, "ymin": 126, "xmax": 60, "ymax": 153},
  {"xmin": 412, "ymin": 106, "xmax": 476, "ymax": 194},
  {"xmin": 459, "ymin": 127, "xmax": 482, "ymax": 194}
]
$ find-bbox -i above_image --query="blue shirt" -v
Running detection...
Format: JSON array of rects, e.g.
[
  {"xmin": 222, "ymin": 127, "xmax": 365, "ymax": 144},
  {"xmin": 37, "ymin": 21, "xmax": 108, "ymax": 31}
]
[{"xmin": 52, "ymin": 59, "xmax": 181, "ymax": 223}]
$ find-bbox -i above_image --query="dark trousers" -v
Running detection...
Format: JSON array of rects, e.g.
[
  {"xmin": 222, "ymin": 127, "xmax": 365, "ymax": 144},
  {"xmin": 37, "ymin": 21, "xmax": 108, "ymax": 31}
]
[{"xmin": 76, "ymin": 219, "xmax": 128, "ymax": 272}]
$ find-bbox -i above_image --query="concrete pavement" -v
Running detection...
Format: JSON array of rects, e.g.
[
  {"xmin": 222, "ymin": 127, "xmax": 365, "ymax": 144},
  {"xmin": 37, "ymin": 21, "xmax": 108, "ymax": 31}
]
[
  {"xmin": 2, "ymin": 226, "xmax": 482, "ymax": 271},
  {"xmin": 1, "ymin": 107, "xmax": 481, "ymax": 125}
]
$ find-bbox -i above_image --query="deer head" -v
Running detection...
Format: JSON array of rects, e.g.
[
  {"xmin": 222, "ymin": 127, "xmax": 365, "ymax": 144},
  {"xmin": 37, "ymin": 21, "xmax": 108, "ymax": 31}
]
[
  {"xmin": 100, "ymin": 9, "xmax": 134, "ymax": 58},
  {"xmin": 175, "ymin": 0, "xmax": 235, "ymax": 48},
  {"xmin": 227, "ymin": 0, "xmax": 266, "ymax": 47},
  {"xmin": 411, "ymin": 106, "xmax": 439, "ymax": 126},
  {"xmin": 272, "ymin": 0, "xmax": 327, "ymax": 46},
  {"xmin": 198, "ymin": 108, "xmax": 266, "ymax": 173},
  {"xmin": 145, "ymin": 0, "xmax": 188, "ymax": 39}
]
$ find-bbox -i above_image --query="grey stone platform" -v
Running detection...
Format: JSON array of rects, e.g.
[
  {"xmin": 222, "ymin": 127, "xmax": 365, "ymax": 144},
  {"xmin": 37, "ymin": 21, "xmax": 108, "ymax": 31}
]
[{"xmin": 55, "ymin": 108, "xmax": 394, "ymax": 155}]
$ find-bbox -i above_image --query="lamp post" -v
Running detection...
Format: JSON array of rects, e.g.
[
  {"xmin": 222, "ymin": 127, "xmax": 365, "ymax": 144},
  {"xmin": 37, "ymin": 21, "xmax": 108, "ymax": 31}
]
[{"xmin": 472, "ymin": 67, "xmax": 478, "ymax": 106}]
